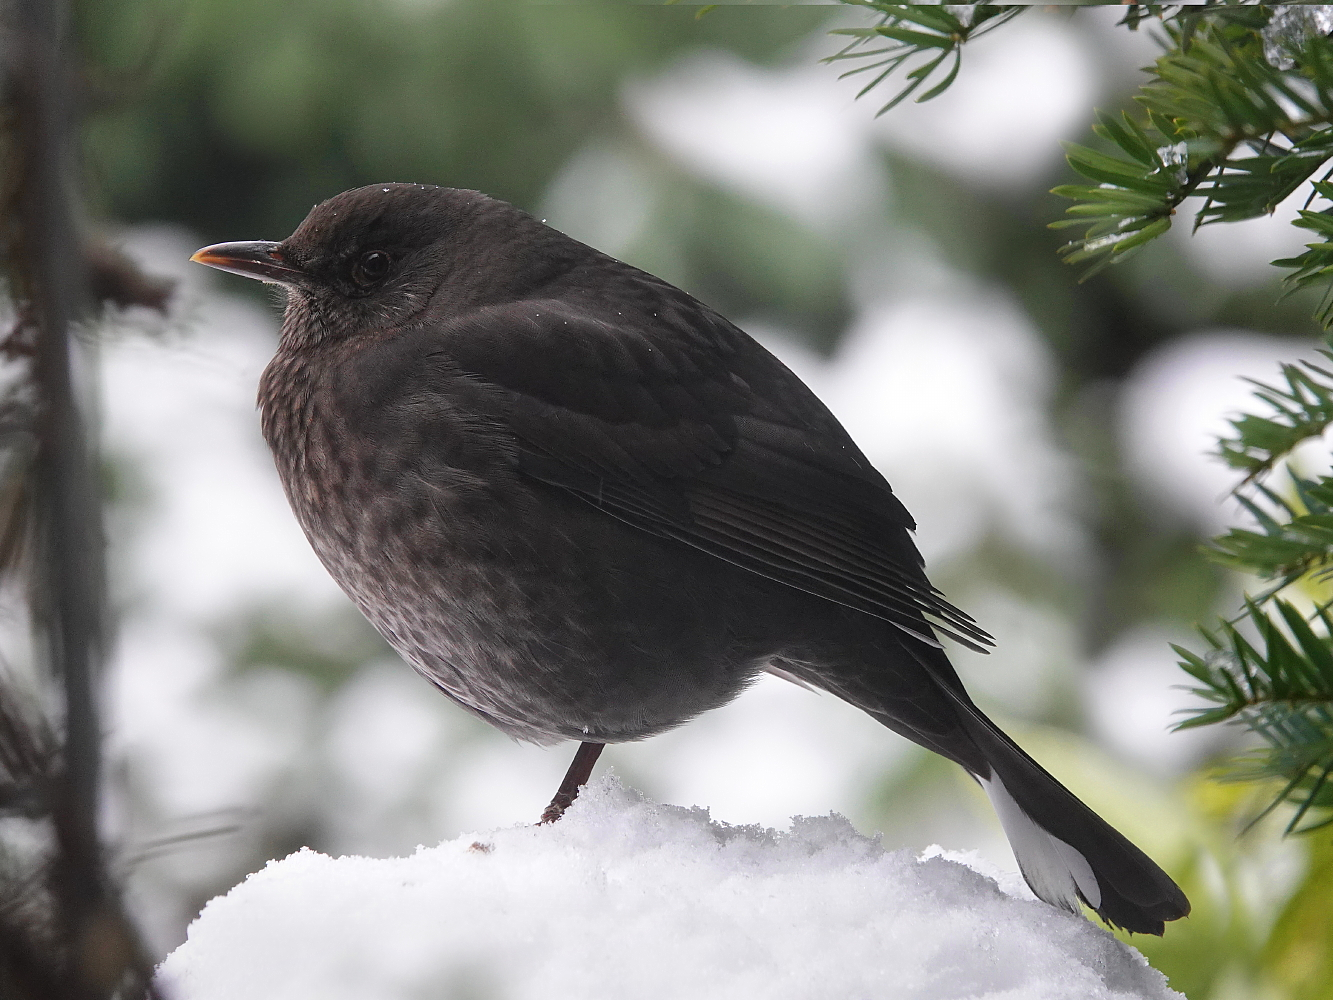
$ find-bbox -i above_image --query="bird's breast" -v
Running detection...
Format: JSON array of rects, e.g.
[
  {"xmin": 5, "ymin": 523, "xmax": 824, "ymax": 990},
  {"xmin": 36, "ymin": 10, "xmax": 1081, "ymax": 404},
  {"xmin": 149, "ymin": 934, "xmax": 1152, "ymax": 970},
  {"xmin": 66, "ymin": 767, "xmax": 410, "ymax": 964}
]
[
  {"xmin": 255, "ymin": 346, "xmax": 763, "ymax": 743},
  {"xmin": 258, "ymin": 352, "xmax": 596, "ymax": 738}
]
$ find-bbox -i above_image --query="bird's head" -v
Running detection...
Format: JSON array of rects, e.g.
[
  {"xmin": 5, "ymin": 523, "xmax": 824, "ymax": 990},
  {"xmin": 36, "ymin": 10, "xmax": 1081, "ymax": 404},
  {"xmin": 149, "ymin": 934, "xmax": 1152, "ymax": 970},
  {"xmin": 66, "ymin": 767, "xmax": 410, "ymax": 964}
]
[{"xmin": 191, "ymin": 183, "xmax": 526, "ymax": 348}]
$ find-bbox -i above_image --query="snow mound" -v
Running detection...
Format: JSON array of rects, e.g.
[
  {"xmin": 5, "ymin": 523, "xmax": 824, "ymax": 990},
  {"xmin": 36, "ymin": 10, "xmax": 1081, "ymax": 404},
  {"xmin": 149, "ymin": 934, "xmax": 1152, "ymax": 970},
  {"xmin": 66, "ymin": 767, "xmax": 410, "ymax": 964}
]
[{"xmin": 158, "ymin": 777, "xmax": 1180, "ymax": 1000}]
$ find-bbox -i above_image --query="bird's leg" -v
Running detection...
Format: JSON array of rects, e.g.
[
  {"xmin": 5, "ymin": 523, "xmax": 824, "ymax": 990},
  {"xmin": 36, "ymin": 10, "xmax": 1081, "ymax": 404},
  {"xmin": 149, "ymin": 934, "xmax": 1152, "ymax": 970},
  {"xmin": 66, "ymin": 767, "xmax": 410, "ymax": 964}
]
[{"xmin": 539, "ymin": 741, "xmax": 604, "ymax": 824}]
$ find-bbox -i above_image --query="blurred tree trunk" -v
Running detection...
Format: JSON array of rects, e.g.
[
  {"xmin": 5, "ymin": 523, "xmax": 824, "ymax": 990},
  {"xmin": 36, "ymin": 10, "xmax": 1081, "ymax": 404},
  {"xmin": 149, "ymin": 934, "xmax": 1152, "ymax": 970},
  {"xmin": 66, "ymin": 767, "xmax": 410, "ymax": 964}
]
[{"xmin": 2, "ymin": 0, "xmax": 159, "ymax": 995}]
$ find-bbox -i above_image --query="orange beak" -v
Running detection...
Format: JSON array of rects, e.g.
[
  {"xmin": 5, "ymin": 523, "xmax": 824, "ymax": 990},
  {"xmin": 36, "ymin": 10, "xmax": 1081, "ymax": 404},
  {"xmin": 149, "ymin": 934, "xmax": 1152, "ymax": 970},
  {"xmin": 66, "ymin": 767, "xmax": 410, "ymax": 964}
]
[{"xmin": 190, "ymin": 241, "xmax": 306, "ymax": 286}]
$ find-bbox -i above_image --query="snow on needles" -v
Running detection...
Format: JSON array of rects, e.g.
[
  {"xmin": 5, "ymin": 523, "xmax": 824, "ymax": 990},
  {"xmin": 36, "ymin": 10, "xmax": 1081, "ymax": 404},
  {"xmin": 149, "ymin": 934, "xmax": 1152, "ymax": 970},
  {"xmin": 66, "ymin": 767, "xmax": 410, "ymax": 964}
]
[{"xmin": 159, "ymin": 777, "xmax": 1181, "ymax": 1000}]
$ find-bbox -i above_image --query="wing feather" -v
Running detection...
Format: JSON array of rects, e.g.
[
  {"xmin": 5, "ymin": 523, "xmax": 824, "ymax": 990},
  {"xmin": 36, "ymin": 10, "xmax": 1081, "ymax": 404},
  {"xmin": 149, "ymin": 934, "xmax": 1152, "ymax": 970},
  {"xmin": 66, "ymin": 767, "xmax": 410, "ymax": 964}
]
[{"xmin": 423, "ymin": 295, "xmax": 993, "ymax": 653}]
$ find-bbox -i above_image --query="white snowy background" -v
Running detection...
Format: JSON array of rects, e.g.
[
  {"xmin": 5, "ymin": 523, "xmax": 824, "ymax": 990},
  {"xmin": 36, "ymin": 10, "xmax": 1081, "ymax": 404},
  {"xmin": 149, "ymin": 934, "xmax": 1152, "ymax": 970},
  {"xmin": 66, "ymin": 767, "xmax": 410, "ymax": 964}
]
[{"xmin": 59, "ymin": 6, "xmax": 1320, "ymax": 996}]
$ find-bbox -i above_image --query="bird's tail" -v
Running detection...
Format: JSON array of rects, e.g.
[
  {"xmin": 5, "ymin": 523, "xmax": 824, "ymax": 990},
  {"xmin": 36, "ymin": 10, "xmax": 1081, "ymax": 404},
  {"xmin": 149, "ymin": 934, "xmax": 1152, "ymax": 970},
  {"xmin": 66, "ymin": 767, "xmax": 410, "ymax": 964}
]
[{"xmin": 944, "ymin": 687, "xmax": 1189, "ymax": 935}]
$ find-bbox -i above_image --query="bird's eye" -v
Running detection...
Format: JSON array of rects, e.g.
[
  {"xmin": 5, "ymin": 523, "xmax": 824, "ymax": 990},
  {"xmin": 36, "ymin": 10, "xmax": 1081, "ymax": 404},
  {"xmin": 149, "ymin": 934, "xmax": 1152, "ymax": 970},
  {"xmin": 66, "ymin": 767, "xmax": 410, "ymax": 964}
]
[{"xmin": 352, "ymin": 250, "xmax": 391, "ymax": 287}]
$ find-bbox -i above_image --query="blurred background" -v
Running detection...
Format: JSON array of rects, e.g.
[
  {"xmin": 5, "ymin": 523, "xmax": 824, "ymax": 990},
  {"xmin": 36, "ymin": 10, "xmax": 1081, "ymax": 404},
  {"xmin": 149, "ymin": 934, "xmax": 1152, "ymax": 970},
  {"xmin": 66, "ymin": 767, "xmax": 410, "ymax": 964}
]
[{"xmin": 66, "ymin": 3, "xmax": 1331, "ymax": 997}]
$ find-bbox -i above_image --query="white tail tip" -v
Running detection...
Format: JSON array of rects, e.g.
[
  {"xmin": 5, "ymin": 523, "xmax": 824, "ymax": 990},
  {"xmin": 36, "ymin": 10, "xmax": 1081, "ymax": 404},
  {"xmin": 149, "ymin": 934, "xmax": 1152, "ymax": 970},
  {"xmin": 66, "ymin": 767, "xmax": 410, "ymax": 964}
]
[{"xmin": 979, "ymin": 773, "xmax": 1101, "ymax": 915}]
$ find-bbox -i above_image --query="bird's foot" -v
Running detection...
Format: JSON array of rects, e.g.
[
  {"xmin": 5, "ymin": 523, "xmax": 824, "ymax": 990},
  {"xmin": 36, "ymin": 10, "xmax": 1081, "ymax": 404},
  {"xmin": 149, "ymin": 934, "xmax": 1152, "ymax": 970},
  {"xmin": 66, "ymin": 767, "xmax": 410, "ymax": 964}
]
[{"xmin": 537, "ymin": 741, "xmax": 604, "ymax": 825}]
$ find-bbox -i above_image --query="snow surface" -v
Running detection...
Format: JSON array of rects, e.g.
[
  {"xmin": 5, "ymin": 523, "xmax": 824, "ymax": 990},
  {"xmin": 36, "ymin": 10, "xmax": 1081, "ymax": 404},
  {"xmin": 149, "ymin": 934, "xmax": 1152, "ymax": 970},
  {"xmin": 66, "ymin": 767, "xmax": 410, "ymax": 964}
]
[{"xmin": 159, "ymin": 777, "xmax": 1181, "ymax": 1000}]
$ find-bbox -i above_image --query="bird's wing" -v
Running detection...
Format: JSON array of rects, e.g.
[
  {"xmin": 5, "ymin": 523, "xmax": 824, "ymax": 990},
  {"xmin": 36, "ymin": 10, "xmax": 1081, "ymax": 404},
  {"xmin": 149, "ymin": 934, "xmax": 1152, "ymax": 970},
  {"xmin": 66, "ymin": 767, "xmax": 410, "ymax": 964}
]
[{"xmin": 423, "ymin": 295, "xmax": 991, "ymax": 652}]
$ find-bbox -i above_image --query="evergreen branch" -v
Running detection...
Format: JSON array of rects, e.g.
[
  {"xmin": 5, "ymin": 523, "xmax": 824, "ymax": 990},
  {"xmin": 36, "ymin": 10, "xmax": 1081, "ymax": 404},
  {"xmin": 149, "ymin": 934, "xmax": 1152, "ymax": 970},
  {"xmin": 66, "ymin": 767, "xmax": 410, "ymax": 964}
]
[
  {"xmin": 1175, "ymin": 600, "xmax": 1333, "ymax": 833},
  {"xmin": 826, "ymin": 3, "xmax": 1025, "ymax": 114},
  {"xmin": 1047, "ymin": 8, "xmax": 1333, "ymax": 333},
  {"xmin": 1214, "ymin": 335, "xmax": 1333, "ymax": 482},
  {"xmin": 1049, "ymin": 111, "xmax": 1205, "ymax": 277},
  {"xmin": 1053, "ymin": 12, "xmax": 1333, "ymax": 283},
  {"xmin": 1275, "ymin": 178, "xmax": 1333, "ymax": 328},
  {"xmin": 832, "ymin": 3, "xmax": 1333, "ymax": 326},
  {"xmin": 1178, "ymin": 337, "xmax": 1333, "ymax": 834}
]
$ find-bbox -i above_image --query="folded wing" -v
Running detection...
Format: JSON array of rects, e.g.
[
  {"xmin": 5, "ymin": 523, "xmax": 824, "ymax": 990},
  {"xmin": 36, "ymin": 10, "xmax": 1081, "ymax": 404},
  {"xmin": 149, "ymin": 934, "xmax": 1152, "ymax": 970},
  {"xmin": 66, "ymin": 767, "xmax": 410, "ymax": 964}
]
[{"xmin": 424, "ymin": 294, "xmax": 993, "ymax": 653}]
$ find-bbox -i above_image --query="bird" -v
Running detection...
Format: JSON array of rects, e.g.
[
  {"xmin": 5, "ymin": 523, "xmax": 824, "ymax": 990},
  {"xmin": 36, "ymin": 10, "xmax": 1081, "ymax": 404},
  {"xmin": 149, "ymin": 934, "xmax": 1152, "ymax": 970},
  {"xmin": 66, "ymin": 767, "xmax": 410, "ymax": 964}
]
[{"xmin": 190, "ymin": 182, "xmax": 1190, "ymax": 935}]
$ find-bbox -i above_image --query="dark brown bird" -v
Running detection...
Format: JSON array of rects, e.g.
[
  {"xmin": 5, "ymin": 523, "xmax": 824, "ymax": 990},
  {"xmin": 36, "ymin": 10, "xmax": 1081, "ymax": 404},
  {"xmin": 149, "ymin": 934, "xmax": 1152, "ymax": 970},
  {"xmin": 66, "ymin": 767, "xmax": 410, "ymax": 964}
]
[{"xmin": 191, "ymin": 182, "xmax": 1189, "ymax": 934}]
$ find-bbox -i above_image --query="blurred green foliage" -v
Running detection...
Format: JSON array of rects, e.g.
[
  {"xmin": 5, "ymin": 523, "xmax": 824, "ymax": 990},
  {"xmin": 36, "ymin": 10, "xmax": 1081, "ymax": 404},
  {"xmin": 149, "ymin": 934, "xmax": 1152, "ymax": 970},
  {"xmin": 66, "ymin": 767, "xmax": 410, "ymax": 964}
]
[
  {"xmin": 76, "ymin": 2, "xmax": 829, "ymax": 238},
  {"xmin": 216, "ymin": 603, "xmax": 391, "ymax": 694}
]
